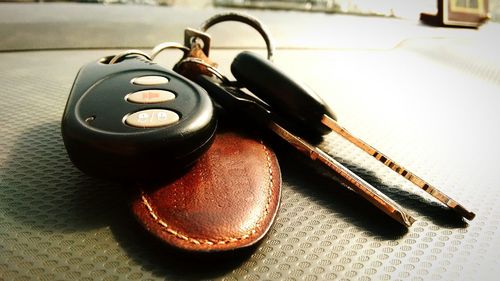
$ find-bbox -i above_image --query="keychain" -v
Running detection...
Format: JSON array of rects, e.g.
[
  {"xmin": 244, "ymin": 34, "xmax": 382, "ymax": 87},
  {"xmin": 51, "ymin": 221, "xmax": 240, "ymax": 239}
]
[{"xmin": 62, "ymin": 12, "xmax": 475, "ymax": 227}]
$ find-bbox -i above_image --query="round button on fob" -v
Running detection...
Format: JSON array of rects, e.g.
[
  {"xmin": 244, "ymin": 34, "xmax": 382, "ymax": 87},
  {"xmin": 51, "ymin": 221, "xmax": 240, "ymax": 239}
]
[
  {"xmin": 61, "ymin": 57, "xmax": 217, "ymax": 180},
  {"xmin": 131, "ymin": 75, "xmax": 169, "ymax": 86},
  {"xmin": 126, "ymin": 90, "xmax": 175, "ymax": 104},
  {"xmin": 125, "ymin": 109, "xmax": 180, "ymax": 128}
]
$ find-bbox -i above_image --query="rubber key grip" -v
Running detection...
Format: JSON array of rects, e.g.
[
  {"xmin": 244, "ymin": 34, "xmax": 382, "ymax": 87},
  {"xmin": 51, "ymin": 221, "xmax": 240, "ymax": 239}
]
[{"xmin": 231, "ymin": 51, "xmax": 337, "ymax": 137}]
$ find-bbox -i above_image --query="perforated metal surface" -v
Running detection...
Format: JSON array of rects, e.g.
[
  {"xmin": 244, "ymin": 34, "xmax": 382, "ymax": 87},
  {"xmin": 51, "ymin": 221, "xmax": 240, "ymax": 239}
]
[{"xmin": 1, "ymin": 47, "xmax": 499, "ymax": 281}]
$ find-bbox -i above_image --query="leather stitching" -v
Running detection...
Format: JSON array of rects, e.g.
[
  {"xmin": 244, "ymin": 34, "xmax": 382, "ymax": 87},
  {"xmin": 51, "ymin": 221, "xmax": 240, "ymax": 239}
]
[{"xmin": 140, "ymin": 140, "xmax": 275, "ymax": 246}]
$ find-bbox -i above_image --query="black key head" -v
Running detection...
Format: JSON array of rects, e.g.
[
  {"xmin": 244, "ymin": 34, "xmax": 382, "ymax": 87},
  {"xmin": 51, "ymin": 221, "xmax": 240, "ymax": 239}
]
[{"xmin": 231, "ymin": 51, "xmax": 337, "ymax": 137}]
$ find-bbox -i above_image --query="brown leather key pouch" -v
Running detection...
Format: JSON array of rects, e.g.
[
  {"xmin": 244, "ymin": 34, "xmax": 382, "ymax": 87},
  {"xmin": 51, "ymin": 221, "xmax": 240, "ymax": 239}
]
[{"xmin": 131, "ymin": 131, "xmax": 281, "ymax": 252}]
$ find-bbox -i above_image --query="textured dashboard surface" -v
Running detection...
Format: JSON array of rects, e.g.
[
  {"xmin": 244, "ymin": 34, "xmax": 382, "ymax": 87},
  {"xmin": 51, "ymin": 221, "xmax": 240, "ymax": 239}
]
[{"xmin": 1, "ymin": 26, "xmax": 500, "ymax": 281}]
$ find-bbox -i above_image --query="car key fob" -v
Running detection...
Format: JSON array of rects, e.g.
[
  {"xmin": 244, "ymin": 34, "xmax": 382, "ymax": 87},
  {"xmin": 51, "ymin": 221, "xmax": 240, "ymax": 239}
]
[{"xmin": 61, "ymin": 55, "xmax": 217, "ymax": 180}]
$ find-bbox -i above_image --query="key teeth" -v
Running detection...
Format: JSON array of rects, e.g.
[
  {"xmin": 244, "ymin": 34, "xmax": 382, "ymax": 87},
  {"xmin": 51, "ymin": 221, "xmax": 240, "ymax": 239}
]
[{"xmin": 323, "ymin": 114, "xmax": 478, "ymax": 222}]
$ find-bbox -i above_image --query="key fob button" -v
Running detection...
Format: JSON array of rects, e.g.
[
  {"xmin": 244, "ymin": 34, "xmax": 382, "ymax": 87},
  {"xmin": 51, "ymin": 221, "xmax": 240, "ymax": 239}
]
[
  {"xmin": 126, "ymin": 89, "xmax": 175, "ymax": 104},
  {"xmin": 131, "ymin": 75, "xmax": 169, "ymax": 86},
  {"xmin": 125, "ymin": 109, "xmax": 180, "ymax": 128}
]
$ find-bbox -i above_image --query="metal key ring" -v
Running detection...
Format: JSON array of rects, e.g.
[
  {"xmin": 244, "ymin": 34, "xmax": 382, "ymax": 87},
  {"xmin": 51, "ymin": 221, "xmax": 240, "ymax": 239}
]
[
  {"xmin": 200, "ymin": 12, "xmax": 275, "ymax": 61},
  {"xmin": 150, "ymin": 42, "xmax": 190, "ymax": 61},
  {"xmin": 108, "ymin": 50, "xmax": 152, "ymax": 64},
  {"xmin": 175, "ymin": 57, "xmax": 230, "ymax": 83}
]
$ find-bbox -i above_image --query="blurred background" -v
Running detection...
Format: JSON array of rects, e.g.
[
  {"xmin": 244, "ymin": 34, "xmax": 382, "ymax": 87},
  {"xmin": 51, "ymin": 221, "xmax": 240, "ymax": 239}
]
[{"xmin": 2, "ymin": 0, "xmax": 499, "ymax": 22}]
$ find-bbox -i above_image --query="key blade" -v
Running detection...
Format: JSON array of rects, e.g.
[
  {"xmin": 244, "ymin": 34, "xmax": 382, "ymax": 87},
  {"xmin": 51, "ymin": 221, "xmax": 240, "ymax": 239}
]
[
  {"xmin": 269, "ymin": 122, "xmax": 416, "ymax": 227},
  {"xmin": 321, "ymin": 115, "xmax": 476, "ymax": 221}
]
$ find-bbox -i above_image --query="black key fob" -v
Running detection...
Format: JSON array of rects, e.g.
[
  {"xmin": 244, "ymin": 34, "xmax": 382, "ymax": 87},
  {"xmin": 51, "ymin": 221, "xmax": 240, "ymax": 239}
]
[{"xmin": 61, "ymin": 56, "xmax": 217, "ymax": 180}]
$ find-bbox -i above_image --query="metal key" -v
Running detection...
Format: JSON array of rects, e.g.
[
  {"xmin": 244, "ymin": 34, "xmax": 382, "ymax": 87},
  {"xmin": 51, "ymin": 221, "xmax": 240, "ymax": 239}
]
[
  {"xmin": 231, "ymin": 51, "xmax": 475, "ymax": 221},
  {"xmin": 195, "ymin": 75, "xmax": 416, "ymax": 227}
]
